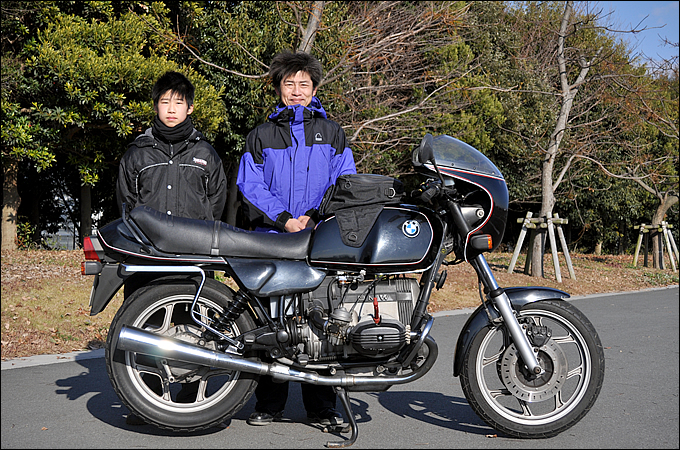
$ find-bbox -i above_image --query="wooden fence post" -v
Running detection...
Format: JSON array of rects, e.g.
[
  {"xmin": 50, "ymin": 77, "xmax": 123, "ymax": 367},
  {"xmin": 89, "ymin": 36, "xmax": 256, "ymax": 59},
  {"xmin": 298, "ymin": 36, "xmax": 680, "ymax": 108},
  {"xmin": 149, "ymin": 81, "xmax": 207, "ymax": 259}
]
[
  {"xmin": 661, "ymin": 222, "xmax": 676, "ymax": 272},
  {"xmin": 633, "ymin": 224, "xmax": 645, "ymax": 267},
  {"xmin": 554, "ymin": 213, "xmax": 575, "ymax": 280},
  {"xmin": 666, "ymin": 223, "xmax": 679, "ymax": 264},
  {"xmin": 508, "ymin": 212, "xmax": 532, "ymax": 273},
  {"xmin": 547, "ymin": 216, "xmax": 562, "ymax": 282}
]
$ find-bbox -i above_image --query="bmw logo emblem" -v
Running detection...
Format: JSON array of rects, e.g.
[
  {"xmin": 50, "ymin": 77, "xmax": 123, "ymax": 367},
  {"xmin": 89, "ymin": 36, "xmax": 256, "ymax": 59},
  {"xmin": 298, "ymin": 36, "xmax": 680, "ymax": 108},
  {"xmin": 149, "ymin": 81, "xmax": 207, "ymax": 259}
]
[{"xmin": 402, "ymin": 220, "xmax": 420, "ymax": 238}]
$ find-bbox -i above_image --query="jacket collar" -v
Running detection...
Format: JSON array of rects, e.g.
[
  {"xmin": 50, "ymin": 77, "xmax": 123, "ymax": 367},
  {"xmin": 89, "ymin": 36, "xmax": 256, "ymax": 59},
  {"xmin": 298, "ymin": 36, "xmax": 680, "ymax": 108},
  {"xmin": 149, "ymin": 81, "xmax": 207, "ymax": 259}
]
[
  {"xmin": 268, "ymin": 96, "xmax": 327, "ymax": 124},
  {"xmin": 132, "ymin": 127, "xmax": 202, "ymax": 155}
]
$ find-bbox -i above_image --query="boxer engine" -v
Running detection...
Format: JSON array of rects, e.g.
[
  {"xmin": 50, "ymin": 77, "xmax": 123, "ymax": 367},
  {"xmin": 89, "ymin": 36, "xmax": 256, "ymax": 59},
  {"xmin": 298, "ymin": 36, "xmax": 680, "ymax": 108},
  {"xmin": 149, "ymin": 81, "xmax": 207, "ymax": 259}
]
[{"xmin": 286, "ymin": 275, "xmax": 420, "ymax": 361}]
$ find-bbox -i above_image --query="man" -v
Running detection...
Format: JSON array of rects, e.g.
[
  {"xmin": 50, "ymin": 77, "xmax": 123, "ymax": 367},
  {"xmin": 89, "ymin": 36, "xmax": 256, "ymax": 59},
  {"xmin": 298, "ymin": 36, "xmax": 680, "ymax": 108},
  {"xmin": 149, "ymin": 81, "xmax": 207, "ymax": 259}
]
[
  {"xmin": 116, "ymin": 71, "xmax": 227, "ymax": 425},
  {"xmin": 237, "ymin": 50, "xmax": 356, "ymax": 427}
]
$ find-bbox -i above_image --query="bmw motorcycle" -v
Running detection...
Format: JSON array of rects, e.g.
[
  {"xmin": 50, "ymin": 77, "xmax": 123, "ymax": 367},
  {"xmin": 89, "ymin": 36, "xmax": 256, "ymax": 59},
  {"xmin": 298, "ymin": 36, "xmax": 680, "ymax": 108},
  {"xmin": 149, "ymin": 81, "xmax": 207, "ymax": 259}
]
[{"xmin": 82, "ymin": 133, "xmax": 605, "ymax": 447}]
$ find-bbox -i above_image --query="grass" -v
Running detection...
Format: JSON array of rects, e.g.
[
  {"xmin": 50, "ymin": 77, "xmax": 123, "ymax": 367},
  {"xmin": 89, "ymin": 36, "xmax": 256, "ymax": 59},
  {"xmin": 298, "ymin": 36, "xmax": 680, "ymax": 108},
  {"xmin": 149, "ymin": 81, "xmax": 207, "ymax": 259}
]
[{"xmin": 2, "ymin": 249, "xmax": 678, "ymax": 360}]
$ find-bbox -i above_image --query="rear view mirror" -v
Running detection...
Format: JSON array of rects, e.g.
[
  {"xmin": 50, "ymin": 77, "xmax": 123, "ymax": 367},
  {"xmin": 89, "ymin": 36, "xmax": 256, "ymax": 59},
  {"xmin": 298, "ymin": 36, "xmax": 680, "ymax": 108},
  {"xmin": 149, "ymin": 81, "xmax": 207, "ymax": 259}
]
[{"xmin": 412, "ymin": 133, "xmax": 435, "ymax": 167}]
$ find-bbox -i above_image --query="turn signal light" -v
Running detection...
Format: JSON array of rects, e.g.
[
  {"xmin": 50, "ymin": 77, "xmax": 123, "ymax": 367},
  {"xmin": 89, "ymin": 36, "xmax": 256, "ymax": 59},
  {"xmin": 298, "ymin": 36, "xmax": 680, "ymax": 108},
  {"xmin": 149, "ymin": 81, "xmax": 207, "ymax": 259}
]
[
  {"xmin": 470, "ymin": 234, "xmax": 493, "ymax": 251},
  {"xmin": 81, "ymin": 260, "xmax": 103, "ymax": 275}
]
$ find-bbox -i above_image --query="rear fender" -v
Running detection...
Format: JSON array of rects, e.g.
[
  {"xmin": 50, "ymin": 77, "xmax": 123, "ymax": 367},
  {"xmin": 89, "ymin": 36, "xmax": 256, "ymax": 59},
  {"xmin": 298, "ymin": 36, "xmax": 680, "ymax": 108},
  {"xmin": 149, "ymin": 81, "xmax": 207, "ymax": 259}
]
[
  {"xmin": 452, "ymin": 286, "xmax": 569, "ymax": 377},
  {"xmin": 88, "ymin": 264, "xmax": 126, "ymax": 316},
  {"xmin": 88, "ymin": 265, "xmax": 183, "ymax": 315}
]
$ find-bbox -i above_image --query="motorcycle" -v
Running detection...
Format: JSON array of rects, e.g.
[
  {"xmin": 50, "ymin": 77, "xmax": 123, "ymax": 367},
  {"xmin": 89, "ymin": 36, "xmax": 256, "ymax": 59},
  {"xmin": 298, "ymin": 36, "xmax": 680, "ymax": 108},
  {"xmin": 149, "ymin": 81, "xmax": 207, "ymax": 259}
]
[{"xmin": 82, "ymin": 133, "xmax": 605, "ymax": 447}]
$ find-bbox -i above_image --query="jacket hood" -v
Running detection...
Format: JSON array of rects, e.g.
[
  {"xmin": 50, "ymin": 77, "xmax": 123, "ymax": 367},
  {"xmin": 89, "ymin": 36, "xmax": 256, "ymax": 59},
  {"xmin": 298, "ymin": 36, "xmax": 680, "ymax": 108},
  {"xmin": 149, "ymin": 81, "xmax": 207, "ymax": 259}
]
[{"xmin": 268, "ymin": 96, "xmax": 327, "ymax": 123}]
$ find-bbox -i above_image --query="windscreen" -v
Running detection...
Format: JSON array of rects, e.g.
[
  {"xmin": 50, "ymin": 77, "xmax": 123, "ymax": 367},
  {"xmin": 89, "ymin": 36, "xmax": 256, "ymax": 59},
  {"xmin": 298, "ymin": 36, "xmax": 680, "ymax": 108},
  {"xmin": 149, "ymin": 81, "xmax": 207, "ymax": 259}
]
[{"xmin": 432, "ymin": 135, "xmax": 503, "ymax": 178}]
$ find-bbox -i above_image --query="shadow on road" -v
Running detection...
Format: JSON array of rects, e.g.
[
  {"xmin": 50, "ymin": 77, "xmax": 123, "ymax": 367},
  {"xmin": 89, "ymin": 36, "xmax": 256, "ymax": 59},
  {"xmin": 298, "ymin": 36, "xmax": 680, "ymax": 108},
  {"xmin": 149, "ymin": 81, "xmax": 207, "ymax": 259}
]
[
  {"xmin": 53, "ymin": 355, "xmax": 493, "ymax": 438},
  {"xmin": 372, "ymin": 390, "xmax": 494, "ymax": 436},
  {"xmin": 54, "ymin": 356, "xmax": 227, "ymax": 436}
]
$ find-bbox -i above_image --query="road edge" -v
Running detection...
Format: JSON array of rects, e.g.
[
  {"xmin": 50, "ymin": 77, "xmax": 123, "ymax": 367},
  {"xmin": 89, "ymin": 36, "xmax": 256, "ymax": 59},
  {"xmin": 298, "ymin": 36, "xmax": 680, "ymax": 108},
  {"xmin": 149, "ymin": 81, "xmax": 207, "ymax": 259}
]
[{"xmin": 3, "ymin": 285, "xmax": 677, "ymax": 371}]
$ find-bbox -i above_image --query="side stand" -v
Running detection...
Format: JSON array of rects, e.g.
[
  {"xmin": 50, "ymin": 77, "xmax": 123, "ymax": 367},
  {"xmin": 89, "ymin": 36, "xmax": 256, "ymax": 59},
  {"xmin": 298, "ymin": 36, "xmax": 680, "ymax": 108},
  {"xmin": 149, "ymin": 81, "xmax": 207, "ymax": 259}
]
[{"xmin": 325, "ymin": 386, "xmax": 358, "ymax": 448}]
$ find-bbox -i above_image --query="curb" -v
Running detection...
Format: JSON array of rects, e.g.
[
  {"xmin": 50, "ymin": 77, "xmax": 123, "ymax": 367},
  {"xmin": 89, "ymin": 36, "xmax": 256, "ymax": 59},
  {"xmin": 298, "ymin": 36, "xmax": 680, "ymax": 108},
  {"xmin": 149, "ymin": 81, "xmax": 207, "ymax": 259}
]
[
  {"xmin": 1, "ymin": 348, "xmax": 105, "ymax": 371},
  {"xmin": 2, "ymin": 285, "xmax": 676, "ymax": 371}
]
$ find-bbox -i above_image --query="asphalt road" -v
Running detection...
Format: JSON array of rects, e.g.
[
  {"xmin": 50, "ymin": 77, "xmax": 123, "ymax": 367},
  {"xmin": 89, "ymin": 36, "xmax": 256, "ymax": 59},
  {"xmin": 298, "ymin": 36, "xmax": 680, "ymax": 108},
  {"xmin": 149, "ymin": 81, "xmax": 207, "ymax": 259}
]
[{"xmin": 2, "ymin": 286, "xmax": 678, "ymax": 449}]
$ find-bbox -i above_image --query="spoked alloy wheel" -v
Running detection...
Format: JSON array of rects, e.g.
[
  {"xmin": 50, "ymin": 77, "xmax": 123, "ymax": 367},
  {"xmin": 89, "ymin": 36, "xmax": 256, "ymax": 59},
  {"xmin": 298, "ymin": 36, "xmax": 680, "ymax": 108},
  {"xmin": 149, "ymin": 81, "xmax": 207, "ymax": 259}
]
[
  {"xmin": 106, "ymin": 277, "xmax": 258, "ymax": 431},
  {"xmin": 460, "ymin": 300, "xmax": 605, "ymax": 438}
]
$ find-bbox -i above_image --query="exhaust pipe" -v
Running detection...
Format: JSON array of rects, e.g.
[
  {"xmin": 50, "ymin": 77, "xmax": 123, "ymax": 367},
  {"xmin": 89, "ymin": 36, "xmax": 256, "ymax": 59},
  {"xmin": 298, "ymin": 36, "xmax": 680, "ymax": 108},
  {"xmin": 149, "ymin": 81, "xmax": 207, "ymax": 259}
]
[{"xmin": 117, "ymin": 325, "xmax": 437, "ymax": 388}]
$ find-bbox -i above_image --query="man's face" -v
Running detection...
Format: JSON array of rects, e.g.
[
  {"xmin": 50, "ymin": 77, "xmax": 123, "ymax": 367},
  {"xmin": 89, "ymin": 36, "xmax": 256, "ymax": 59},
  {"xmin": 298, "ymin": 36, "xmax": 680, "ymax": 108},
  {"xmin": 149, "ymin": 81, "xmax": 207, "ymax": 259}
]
[
  {"xmin": 277, "ymin": 71, "xmax": 317, "ymax": 107},
  {"xmin": 155, "ymin": 90, "xmax": 194, "ymax": 127}
]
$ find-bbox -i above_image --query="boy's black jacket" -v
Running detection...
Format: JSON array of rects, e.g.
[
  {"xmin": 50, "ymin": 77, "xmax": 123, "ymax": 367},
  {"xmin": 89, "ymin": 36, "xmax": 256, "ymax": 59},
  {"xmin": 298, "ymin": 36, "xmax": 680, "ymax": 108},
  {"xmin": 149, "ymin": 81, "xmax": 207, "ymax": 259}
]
[{"xmin": 116, "ymin": 127, "xmax": 227, "ymax": 221}]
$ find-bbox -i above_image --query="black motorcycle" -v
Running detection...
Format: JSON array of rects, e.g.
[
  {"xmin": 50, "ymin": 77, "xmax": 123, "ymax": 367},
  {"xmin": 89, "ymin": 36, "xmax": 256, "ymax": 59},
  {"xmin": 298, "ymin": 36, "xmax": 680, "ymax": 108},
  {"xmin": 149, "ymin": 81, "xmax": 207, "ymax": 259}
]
[{"xmin": 82, "ymin": 133, "xmax": 604, "ymax": 447}]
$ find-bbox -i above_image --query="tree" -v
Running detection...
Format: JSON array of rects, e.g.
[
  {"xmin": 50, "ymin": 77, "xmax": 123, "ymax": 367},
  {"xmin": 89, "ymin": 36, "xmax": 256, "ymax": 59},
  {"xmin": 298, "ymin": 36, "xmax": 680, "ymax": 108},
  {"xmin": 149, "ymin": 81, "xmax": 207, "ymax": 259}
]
[
  {"xmin": 2, "ymin": 1, "xmax": 58, "ymax": 250},
  {"xmin": 488, "ymin": 1, "xmax": 677, "ymax": 275},
  {"xmin": 156, "ymin": 1, "xmax": 484, "ymax": 221},
  {"xmin": 2, "ymin": 1, "xmax": 227, "ymax": 248}
]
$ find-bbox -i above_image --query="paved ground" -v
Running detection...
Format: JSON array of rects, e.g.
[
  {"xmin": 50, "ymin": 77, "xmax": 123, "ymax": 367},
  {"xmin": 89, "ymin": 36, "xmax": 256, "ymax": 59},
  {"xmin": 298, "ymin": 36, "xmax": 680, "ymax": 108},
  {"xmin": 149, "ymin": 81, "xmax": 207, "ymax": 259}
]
[{"xmin": 2, "ymin": 286, "xmax": 678, "ymax": 448}]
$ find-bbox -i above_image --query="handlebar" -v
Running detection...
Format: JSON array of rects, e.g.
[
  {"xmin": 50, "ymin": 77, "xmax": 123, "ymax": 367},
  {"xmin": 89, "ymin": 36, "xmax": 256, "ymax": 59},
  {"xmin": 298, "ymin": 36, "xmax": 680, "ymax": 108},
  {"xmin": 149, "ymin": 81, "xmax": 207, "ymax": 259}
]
[{"xmin": 413, "ymin": 179, "xmax": 442, "ymax": 204}]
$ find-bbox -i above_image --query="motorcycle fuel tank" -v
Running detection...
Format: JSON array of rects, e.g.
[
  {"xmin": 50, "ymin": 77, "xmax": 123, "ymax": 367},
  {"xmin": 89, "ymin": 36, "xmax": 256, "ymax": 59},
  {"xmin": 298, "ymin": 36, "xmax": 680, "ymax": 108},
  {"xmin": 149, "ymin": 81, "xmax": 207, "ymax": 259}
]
[{"xmin": 309, "ymin": 206, "xmax": 443, "ymax": 274}]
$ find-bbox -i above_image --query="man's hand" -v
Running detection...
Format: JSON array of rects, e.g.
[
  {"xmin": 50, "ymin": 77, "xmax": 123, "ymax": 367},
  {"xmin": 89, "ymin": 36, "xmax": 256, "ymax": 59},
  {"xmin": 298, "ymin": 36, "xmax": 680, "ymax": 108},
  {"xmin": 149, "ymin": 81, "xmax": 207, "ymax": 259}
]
[{"xmin": 285, "ymin": 215, "xmax": 312, "ymax": 232}]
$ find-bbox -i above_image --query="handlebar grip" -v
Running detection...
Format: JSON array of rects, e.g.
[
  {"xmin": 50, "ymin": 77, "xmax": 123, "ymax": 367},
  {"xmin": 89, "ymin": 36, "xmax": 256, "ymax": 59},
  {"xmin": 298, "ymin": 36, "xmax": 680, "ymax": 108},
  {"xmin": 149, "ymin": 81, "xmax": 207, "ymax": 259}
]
[{"xmin": 420, "ymin": 187, "xmax": 439, "ymax": 203}]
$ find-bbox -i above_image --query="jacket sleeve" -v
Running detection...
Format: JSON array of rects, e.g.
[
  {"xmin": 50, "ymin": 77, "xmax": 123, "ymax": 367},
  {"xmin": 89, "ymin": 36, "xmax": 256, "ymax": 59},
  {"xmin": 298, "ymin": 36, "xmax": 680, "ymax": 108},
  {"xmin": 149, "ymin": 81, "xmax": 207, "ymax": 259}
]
[
  {"xmin": 330, "ymin": 126, "xmax": 357, "ymax": 180},
  {"xmin": 236, "ymin": 130, "xmax": 291, "ymax": 230},
  {"xmin": 116, "ymin": 149, "xmax": 137, "ymax": 216},
  {"xmin": 206, "ymin": 147, "xmax": 227, "ymax": 220},
  {"xmin": 305, "ymin": 125, "xmax": 356, "ymax": 221}
]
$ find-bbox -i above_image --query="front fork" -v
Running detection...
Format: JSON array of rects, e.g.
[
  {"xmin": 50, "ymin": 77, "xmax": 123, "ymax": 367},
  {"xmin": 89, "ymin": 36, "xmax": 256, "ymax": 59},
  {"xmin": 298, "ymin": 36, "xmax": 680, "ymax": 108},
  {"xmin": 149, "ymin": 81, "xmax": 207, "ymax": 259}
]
[
  {"xmin": 444, "ymin": 197, "xmax": 542, "ymax": 375},
  {"xmin": 470, "ymin": 255, "xmax": 543, "ymax": 375}
]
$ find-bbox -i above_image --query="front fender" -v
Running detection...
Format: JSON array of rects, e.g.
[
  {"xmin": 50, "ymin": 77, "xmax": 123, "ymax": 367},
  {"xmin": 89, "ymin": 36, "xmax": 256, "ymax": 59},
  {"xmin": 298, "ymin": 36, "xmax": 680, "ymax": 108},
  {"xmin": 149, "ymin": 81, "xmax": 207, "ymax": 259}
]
[{"xmin": 452, "ymin": 286, "xmax": 569, "ymax": 377}]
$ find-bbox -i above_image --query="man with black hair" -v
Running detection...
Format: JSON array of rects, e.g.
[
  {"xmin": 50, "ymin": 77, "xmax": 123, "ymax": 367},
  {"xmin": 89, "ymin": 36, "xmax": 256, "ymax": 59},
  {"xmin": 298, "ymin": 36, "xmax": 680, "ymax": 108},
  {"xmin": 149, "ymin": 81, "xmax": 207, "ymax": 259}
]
[
  {"xmin": 116, "ymin": 71, "xmax": 227, "ymax": 425},
  {"xmin": 237, "ymin": 50, "xmax": 356, "ymax": 428}
]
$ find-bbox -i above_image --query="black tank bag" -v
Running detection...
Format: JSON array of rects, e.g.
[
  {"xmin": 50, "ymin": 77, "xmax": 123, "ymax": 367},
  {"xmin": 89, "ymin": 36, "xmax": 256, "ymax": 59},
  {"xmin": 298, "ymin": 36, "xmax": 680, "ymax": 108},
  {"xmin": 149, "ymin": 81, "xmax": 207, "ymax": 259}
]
[{"xmin": 319, "ymin": 174, "xmax": 405, "ymax": 247}]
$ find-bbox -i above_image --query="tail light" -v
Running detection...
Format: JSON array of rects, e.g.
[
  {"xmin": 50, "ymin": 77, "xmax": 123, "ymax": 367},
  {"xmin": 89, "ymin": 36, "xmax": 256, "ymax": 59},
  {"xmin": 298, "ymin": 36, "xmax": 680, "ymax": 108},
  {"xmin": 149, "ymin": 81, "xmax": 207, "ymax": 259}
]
[
  {"xmin": 83, "ymin": 236, "xmax": 100, "ymax": 261},
  {"xmin": 81, "ymin": 236, "xmax": 103, "ymax": 275}
]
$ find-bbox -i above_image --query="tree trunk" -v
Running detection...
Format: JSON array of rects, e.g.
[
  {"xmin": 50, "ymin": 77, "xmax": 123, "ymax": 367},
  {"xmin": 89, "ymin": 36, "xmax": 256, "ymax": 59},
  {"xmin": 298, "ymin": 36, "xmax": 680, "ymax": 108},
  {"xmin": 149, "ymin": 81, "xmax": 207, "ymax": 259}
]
[
  {"xmin": 80, "ymin": 184, "xmax": 92, "ymax": 247},
  {"xmin": 530, "ymin": 1, "xmax": 594, "ymax": 279},
  {"xmin": 2, "ymin": 160, "xmax": 21, "ymax": 251},
  {"xmin": 594, "ymin": 240, "xmax": 603, "ymax": 256},
  {"xmin": 298, "ymin": 1, "xmax": 325, "ymax": 53}
]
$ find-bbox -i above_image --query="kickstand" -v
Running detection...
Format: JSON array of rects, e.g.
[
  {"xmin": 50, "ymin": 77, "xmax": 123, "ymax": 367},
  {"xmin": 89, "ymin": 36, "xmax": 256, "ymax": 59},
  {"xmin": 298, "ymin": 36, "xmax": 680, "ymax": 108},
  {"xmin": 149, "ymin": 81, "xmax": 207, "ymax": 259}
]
[{"xmin": 325, "ymin": 387, "xmax": 358, "ymax": 448}]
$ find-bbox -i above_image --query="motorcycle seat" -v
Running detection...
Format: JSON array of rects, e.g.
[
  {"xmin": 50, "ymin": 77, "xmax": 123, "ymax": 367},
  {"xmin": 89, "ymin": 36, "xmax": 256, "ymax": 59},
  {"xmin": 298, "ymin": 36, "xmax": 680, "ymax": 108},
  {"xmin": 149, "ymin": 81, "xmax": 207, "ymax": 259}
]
[{"xmin": 128, "ymin": 206, "xmax": 311, "ymax": 260}]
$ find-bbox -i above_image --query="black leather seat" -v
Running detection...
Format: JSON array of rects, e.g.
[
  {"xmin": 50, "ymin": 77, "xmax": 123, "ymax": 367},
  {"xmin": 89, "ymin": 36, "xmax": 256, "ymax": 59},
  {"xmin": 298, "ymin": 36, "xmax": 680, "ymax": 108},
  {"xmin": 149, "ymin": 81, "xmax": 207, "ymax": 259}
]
[{"xmin": 128, "ymin": 205, "xmax": 311, "ymax": 260}]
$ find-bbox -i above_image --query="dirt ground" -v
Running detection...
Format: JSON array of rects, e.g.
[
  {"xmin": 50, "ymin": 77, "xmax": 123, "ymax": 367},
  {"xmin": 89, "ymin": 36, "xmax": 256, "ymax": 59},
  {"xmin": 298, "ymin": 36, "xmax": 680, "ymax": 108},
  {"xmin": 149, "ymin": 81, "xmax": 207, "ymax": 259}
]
[{"xmin": 2, "ymin": 249, "xmax": 678, "ymax": 360}]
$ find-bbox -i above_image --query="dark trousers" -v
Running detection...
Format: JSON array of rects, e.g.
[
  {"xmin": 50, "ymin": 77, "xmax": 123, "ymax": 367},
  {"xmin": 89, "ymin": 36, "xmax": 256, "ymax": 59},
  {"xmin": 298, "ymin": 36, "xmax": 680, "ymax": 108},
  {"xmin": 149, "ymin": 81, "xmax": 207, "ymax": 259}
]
[{"xmin": 254, "ymin": 375, "xmax": 337, "ymax": 414}]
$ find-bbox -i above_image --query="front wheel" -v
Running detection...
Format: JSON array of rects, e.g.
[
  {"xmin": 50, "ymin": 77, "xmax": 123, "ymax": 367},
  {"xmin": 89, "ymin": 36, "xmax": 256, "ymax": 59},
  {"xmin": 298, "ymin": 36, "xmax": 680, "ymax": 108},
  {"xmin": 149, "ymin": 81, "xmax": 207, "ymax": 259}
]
[
  {"xmin": 105, "ymin": 276, "xmax": 259, "ymax": 431},
  {"xmin": 460, "ymin": 299, "xmax": 605, "ymax": 438}
]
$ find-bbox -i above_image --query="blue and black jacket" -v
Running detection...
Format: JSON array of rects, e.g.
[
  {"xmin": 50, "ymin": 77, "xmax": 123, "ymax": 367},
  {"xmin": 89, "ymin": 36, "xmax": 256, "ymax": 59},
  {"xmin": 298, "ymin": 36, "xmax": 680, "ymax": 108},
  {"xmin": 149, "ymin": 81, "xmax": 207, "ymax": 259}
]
[{"xmin": 237, "ymin": 97, "xmax": 356, "ymax": 232}]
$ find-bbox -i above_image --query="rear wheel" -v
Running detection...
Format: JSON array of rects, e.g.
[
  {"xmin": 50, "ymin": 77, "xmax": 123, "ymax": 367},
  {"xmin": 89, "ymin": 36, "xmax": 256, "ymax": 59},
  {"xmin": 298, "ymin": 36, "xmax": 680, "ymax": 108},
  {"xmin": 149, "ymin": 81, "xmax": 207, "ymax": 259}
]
[
  {"xmin": 460, "ymin": 300, "xmax": 605, "ymax": 438},
  {"xmin": 106, "ymin": 277, "xmax": 258, "ymax": 431}
]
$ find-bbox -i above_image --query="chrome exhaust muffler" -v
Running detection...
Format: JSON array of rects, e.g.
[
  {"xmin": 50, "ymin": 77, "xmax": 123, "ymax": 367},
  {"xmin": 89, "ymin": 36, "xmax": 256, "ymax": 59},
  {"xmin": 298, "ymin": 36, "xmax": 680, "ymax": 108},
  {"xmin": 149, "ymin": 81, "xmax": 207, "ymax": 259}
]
[{"xmin": 117, "ymin": 325, "xmax": 437, "ymax": 388}]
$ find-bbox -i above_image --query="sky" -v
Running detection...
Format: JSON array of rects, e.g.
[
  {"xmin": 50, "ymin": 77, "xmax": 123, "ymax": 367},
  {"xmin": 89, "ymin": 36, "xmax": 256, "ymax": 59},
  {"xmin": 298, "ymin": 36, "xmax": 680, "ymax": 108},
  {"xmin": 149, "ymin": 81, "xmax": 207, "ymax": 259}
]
[{"xmin": 597, "ymin": 1, "xmax": 679, "ymax": 62}]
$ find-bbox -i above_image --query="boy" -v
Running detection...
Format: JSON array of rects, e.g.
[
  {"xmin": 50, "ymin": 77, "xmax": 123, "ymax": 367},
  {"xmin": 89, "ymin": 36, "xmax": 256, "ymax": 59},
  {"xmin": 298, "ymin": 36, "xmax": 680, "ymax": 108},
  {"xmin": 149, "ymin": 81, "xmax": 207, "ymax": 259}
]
[
  {"xmin": 116, "ymin": 71, "xmax": 227, "ymax": 220},
  {"xmin": 115, "ymin": 71, "xmax": 227, "ymax": 424}
]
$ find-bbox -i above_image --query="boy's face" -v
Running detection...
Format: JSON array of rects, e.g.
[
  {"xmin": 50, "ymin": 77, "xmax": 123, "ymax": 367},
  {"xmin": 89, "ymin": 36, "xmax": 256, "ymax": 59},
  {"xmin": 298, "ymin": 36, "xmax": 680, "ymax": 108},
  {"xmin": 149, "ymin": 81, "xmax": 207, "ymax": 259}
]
[
  {"xmin": 276, "ymin": 71, "xmax": 317, "ymax": 107},
  {"xmin": 155, "ymin": 90, "xmax": 194, "ymax": 127}
]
